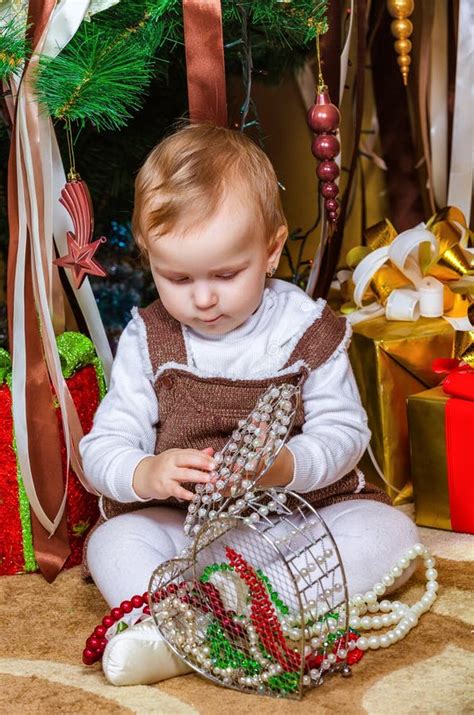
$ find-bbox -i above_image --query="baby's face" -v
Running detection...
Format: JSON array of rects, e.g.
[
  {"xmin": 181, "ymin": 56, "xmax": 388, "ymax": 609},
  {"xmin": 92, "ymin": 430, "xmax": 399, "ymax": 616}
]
[{"xmin": 147, "ymin": 192, "xmax": 285, "ymax": 336}]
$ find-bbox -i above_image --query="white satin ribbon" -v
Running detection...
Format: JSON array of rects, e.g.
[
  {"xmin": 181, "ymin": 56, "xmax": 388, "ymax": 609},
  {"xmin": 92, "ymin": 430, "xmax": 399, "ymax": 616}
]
[
  {"xmin": 345, "ymin": 302, "xmax": 385, "ymax": 325},
  {"xmin": 388, "ymin": 226, "xmax": 437, "ymax": 288},
  {"xmin": 418, "ymin": 277, "xmax": 444, "ymax": 318},
  {"xmin": 385, "ymin": 289, "xmax": 420, "ymax": 322},
  {"xmin": 447, "ymin": 0, "xmax": 473, "ymax": 224},
  {"xmin": 352, "ymin": 246, "xmax": 389, "ymax": 306},
  {"xmin": 10, "ymin": 1, "xmax": 107, "ymax": 535},
  {"xmin": 32, "ymin": 0, "xmax": 113, "ymax": 379},
  {"xmin": 444, "ymin": 316, "xmax": 474, "ymax": 331},
  {"xmin": 346, "ymin": 222, "xmax": 472, "ymax": 326}
]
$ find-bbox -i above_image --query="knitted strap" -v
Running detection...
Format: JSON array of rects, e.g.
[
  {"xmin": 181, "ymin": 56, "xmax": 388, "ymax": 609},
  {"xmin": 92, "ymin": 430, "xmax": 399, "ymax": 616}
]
[
  {"xmin": 284, "ymin": 304, "xmax": 348, "ymax": 371},
  {"xmin": 138, "ymin": 300, "xmax": 187, "ymax": 374}
]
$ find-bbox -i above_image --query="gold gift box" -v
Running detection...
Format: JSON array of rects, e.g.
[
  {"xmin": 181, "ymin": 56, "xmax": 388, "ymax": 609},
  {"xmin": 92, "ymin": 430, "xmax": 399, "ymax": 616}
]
[
  {"xmin": 348, "ymin": 317, "xmax": 454, "ymax": 504},
  {"xmin": 407, "ymin": 387, "xmax": 459, "ymax": 531}
]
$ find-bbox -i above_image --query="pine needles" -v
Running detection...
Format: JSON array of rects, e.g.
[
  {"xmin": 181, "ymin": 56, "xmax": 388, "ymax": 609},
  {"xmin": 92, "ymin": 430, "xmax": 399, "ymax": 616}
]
[
  {"xmin": 222, "ymin": 0, "xmax": 328, "ymax": 47},
  {"xmin": 0, "ymin": 14, "xmax": 28, "ymax": 82},
  {"xmin": 35, "ymin": 26, "xmax": 157, "ymax": 131}
]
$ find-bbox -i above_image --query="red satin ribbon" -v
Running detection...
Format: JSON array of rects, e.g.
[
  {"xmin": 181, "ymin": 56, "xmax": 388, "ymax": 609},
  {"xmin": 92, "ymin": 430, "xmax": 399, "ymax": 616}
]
[
  {"xmin": 433, "ymin": 358, "xmax": 474, "ymax": 401},
  {"xmin": 433, "ymin": 358, "xmax": 474, "ymax": 533},
  {"xmin": 182, "ymin": 0, "xmax": 227, "ymax": 127}
]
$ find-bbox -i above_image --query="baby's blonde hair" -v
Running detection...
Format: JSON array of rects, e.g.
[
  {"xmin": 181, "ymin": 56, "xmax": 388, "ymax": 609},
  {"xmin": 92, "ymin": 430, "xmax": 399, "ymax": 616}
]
[{"xmin": 132, "ymin": 123, "xmax": 287, "ymax": 258}]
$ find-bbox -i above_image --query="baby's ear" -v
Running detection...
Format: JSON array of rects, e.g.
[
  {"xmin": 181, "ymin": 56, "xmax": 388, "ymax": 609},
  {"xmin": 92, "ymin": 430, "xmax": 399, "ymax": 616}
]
[{"xmin": 268, "ymin": 224, "xmax": 288, "ymax": 260}]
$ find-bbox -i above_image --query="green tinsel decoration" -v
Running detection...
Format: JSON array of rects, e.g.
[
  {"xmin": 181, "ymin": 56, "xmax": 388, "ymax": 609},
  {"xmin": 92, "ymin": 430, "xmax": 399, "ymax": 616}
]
[{"xmin": 0, "ymin": 14, "xmax": 28, "ymax": 83}]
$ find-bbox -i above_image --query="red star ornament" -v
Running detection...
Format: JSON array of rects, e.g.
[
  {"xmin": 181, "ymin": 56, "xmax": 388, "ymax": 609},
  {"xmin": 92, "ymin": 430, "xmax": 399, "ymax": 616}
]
[
  {"xmin": 54, "ymin": 231, "xmax": 107, "ymax": 288},
  {"xmin": 53, "ymin": 179, "xmax": 107, "ymax": 288}
]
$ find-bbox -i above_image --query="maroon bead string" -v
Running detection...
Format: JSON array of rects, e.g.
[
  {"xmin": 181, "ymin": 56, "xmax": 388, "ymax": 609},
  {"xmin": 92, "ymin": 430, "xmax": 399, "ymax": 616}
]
[
  {"xmin": 83, "ymin": 592, "xmax": 156, "ymax": 665},
  {"xmin": 307, "ymin": 89, "xmax": 341, "ymax": 226}
]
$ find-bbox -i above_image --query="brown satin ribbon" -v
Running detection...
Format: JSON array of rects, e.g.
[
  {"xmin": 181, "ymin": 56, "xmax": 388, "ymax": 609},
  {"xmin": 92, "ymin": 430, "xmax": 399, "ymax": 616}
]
[
  {"xmin": 27, "ymin": 0, "xmax": 66, "ymax": 335},
  {"xmin": 7, "ymin": 0, "xmax": 71, "ymax": 582},
  {"xmin": 24, "ymin": 63, "xmax": 66, "ymax": 335},
  {"xmin": 312, "ymin": 0, "xmax": 367, "ymax": 299},
  {"xmin": 25, "ymin": 239, "xmax": 71, "ymax": 581},
  {"xmin": 417, "ymin": 1, "xmax": 436, "ymax": 215},
  {"xmin": 370, "ymin": 5, "xmax": 425, "ymax": 231},
  {"xmin": 182, "ymin": 0, "xmax": 227, "ymax": 126}
]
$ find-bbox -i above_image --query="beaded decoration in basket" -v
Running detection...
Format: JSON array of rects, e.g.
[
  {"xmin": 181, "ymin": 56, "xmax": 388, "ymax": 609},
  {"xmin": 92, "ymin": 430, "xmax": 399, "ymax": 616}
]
[
  {"xmin": 149, "ymin": 381, "xmax": 355, "ymax": 698},
  {"xmin": 149, "ymin": 489, "xmax": 355, "ymax": 698}
]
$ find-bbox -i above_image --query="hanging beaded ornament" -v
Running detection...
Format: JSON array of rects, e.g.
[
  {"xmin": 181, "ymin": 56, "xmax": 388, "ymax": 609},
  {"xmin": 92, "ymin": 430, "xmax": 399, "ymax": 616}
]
[
  {"xmin": 307, "ymin": 27, "xmax": 341, "ymax": 228},
  {"xmin": 183, "ymin": 382, "xmax": 301, "ymax": 538},
  {"xmin": 387, "ymin": 0, "xmax": 414, "ymax": 86}
]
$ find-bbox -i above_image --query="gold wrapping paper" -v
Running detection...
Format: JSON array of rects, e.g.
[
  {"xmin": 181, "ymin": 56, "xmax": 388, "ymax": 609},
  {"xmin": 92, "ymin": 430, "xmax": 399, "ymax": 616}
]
[
  {"xmin": 407, "ymin": 387, "xmax": 451, "ymax": 530},
  {"xmin": 348, "ymin": 317, "xmax": 454, "ymax": 504}
]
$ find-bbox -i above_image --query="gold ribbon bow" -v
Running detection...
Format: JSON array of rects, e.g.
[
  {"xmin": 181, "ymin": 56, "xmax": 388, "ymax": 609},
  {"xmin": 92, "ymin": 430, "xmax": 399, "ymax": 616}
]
[{"xmin": 340, "ymin": 207, "xmax": 473, "ymax": 323}]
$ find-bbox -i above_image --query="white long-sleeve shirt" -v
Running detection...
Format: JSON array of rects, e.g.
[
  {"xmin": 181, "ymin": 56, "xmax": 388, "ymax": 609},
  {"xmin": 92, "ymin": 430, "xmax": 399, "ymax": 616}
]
[{"xmin": 80, "ymin": 279, "xmax": 371, "ymax": 503}]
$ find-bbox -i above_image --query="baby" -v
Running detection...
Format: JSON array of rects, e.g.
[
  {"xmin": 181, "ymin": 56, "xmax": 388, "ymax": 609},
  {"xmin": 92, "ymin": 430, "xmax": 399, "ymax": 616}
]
[{"xmin": 80, "ymin": 123, "xmax": 419, "ymax": 686}]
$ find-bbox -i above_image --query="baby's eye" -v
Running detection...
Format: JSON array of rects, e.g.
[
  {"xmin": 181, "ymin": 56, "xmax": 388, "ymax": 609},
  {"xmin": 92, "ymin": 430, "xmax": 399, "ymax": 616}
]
[
  {"xmin": 216, "ymin": 273, "xmax": 237, "ymax": 280},
  {"xmin": 170, "ymin": 277, "xmax": 189, "ymax": 283}
]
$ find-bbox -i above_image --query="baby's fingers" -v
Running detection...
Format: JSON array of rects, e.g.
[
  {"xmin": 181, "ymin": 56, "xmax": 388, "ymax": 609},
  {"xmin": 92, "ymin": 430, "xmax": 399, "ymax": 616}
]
[
  {"xmin": 174, "ymin": 485, "xmax": 195, "ymax": 501},
  {"xmin": 177, "ymin": 469, "xmax": 212, "ymax": 483},
  {"xmin": 180, "ymin": 451, "xmax": 215, "ymax": 472}
]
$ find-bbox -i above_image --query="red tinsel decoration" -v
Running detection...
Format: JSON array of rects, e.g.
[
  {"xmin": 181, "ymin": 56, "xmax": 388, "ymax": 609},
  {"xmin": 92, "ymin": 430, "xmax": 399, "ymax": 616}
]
[
  {"xmin": 0, "ymin": 365, "xmax": 100, "ymax": 576},
  {"xmin": 0, "ymin": 385, "xmax": 26, "ymax": 574}
]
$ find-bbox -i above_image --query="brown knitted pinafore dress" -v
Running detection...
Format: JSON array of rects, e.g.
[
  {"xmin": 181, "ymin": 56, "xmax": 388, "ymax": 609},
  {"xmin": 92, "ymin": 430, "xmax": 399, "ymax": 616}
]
[{"xmin": 99, "ymin": 299, "xmax": 390, "ymax": 521}]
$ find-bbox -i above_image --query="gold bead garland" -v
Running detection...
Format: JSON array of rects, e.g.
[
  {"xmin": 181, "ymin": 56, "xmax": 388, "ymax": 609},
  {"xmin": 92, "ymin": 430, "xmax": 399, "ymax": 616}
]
[{"xmin": 387, "ymin": 0, "xmax": 415, "ymax": 85}]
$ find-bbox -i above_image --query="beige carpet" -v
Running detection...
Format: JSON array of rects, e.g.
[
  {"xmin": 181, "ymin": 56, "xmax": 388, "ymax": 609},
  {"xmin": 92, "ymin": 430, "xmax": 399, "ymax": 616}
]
[{"xmin": 1, "ymin": 519, "xmax": 473, "ymax": 714}]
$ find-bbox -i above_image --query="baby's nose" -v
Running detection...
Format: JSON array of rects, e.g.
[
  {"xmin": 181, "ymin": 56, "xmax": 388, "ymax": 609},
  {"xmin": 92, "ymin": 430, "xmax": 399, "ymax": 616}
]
[{"xmin": 193, "ymin": 282, "xmax": 218, "ymax": 308}]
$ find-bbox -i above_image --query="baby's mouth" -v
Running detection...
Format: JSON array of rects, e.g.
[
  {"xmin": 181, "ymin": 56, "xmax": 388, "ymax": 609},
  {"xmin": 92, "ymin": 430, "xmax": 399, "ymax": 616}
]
[{"xmin": 200, "ymin": 315, "xmax": 222, "ymax": 324}]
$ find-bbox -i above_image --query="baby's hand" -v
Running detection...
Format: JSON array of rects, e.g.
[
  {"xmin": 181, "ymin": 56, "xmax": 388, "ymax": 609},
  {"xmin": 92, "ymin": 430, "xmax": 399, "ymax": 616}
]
[{"xmin": 132, "ymin": 448, "xmax": 216, "ymax": 501}]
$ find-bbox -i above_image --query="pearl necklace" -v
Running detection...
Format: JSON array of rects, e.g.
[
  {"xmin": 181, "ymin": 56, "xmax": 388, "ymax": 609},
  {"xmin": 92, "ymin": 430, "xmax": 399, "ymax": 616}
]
[
  {"xmin": 275, "ymin": 541, "xmax": 438, "ymax": 652},
  {"xmin": 349, "ymin": 542, "xmax": 438, "ymax": 651}
]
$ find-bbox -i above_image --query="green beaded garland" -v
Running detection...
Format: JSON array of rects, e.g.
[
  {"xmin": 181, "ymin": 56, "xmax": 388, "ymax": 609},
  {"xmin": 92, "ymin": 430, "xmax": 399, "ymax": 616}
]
[
  {"xmin": 268, "ymin": 671, "xmax": 299, "ymax": 693},
  {"xmin": 256, "ymin": 569, "xmax": 291, "ymax": 616},
  {"xmin": 206, "ymin": 621, "xmax": 261, "ymax": 676},
  {"xmin": 200, "ymin": 562, "xmax": 234, "ymax": 583}
]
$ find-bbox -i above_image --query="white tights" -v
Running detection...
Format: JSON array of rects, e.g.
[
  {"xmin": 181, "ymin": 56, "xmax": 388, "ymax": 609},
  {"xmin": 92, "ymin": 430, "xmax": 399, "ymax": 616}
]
[{"xmin": 88, "ymin": 499, "xmax": 419, "ymax": 608}]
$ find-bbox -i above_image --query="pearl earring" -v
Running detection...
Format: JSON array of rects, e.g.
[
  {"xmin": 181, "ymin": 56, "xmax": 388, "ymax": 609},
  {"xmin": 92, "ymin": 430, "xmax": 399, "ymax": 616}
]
[{"xmin": 266, "ymin": 266, "xmax": 276, "ymax": 278}]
